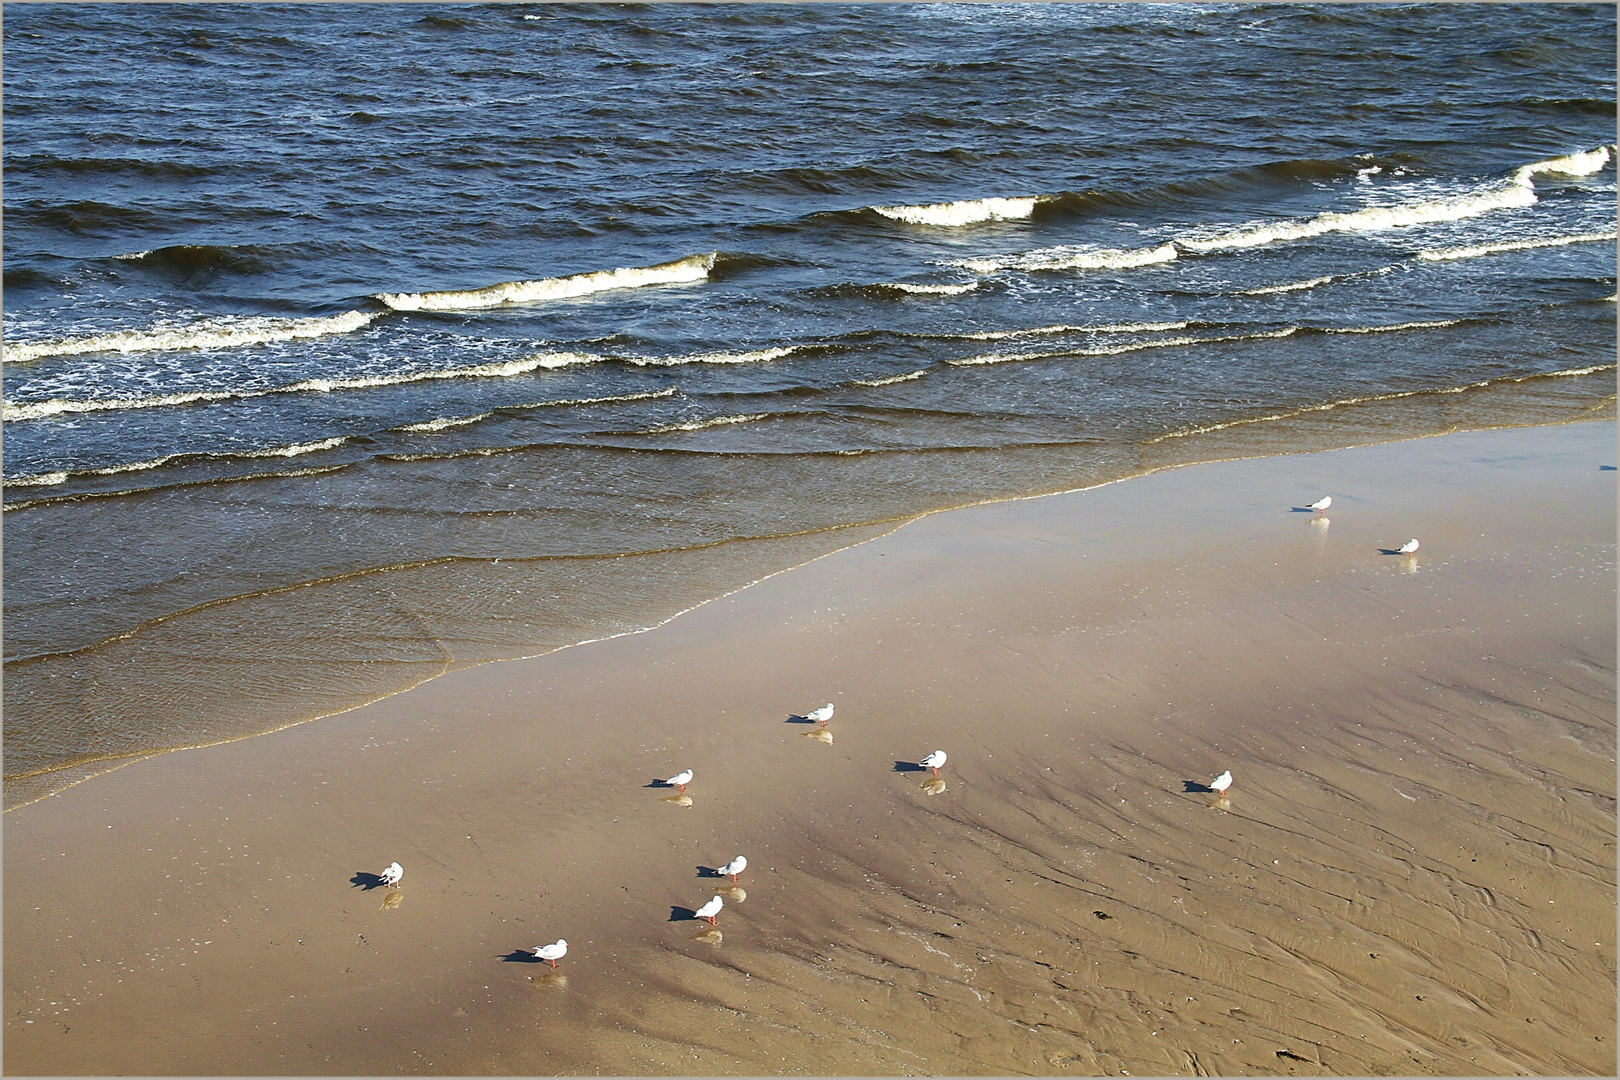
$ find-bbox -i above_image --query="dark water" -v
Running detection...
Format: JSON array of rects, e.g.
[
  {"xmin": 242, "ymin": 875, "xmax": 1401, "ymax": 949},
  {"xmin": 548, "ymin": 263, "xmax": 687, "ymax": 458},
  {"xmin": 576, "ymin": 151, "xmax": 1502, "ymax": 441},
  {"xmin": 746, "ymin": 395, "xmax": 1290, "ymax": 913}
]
[{"xmin": 4, "ymin": 3, "xmax": 1615, "ymax": 807}]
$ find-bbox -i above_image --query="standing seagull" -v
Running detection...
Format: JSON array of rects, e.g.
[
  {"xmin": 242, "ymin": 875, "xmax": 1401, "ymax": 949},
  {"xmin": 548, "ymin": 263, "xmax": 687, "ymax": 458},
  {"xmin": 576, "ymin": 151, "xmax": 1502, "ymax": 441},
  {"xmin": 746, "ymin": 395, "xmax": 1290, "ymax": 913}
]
[
  {"xmin": 695, "ymin": 895, "xmax": 724, "ymax": 924},
  {"xmin": 534, "ymin": 940, "xmax": 567, "ymax": 969},
  {"xmin": 718, "ymin": 855, "xmax": 747, "ymax": 883},
  {"xmin": 1210, "ymin": 771, "xmax": 1233, "ymax": 795},
  {"xmin": 920, "ymin": 750, "xmax": 948, "ymax": 776},
  {"xmin": 1306, "ymin": 496, "xmax": 1332, "ymax": 513},
  {"xmin": 1397, "ymin": 538, "xmax": 1420, "ymax": 555},
  {"xmin": 805, "ymin": 703, "xmax": 835, "ymax": 727},
  {"xmin": 664, "ymin": 768, "xmax": 694, "ymax": 792},
  {"xmin": 379, "ymin": 861, "xmax": 404, "ymax": 887}
]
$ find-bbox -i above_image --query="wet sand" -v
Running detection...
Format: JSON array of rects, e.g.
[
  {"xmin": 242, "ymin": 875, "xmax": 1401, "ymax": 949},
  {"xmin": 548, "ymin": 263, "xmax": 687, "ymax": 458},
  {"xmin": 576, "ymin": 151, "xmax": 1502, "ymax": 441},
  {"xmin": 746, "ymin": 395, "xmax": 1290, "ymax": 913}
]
[{"xmin": 5, "ymin": 420, "xmax": 1614, "ymax": 1076}]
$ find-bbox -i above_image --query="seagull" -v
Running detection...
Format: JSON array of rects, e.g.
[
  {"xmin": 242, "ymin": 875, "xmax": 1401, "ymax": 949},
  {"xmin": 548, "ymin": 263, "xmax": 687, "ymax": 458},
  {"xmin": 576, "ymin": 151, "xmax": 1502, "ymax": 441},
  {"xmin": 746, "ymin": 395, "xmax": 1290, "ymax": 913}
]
[
  {"xmin": 534, "ymin": 939, "xmax": 567, "ymax": 969},
  {"xmin": 718, "ymin": 855, "xmax": 747, "ymax": 883},
  {"xmin": 379, "ymin": 861, "xmax": 403, "ymax": 887},
  {"xmin": 805, "ymin": 703, "xmax": 834, "ymax": 727},
  {"xmin": 664, "ymin": 768, "xmax": 694, "ymax": 792},
  {"xmin": 695, "ymin": 895, "xmax": 724, "ymax": 924},
  {"xmin": 1397, "ymin": 538, "xmax": 1420, "ymax": 555},
  {"xmin": 1306, "ymin": 496, "xmax": 1332, "ymax": 512},
  {"xmin": 1210, "ymin": 770, "xmax": 1233, "ymax": 794},
  {"xmin": 920, "ymin": 749, "xmax": 947, "ymax": 776}
]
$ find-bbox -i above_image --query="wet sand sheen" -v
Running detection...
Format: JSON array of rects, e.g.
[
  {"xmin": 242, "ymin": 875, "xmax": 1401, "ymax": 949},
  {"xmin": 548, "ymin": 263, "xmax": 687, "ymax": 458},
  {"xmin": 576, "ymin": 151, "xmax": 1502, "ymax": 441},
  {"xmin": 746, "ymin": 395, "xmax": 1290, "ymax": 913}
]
[{"xmin": 4, "ymin": 421, "xmax": 1614, "ymax": 1076}]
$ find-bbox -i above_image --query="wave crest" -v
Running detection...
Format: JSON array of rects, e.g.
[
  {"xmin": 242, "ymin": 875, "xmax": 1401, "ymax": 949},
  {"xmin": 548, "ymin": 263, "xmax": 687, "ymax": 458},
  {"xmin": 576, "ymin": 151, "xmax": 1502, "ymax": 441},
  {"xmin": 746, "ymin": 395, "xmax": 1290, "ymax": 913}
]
[
  {"xmin": 872, "ymin": 197, "xmax": 1038, "ymax": 227},
  {"xmin": 1417, "ymin": 229, "xmax": 1618, "ymax": 262},
  {"xmin": 376, "ymin": 253, "xmax": 716, "ymax": 311},
  {"xmin": 2, "ymin": 310, "xmax": 379, "ymax": 365}
]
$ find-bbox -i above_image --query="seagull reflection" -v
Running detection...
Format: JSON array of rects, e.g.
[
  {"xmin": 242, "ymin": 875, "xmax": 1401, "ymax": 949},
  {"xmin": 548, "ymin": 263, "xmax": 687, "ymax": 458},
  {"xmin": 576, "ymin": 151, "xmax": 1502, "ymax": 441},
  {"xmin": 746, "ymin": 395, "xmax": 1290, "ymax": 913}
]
[
  {"xmin": 720, "ymin": 885, "xmax": 747, "ymax": 903},
  {"xmin": 921, "ymin": 777, "xmax": 947, "ymax": 796},
  {"xmin": 690, "ymin": 927, "xmax": 723, "ymax": 945},
  {"xmin": 379, "ymin": 888, "xmax": 404, "ymax": 911},
  {"xmin": 662, "ymin": 793, "xmax": 694, "ymax": 807},
  {"xmin": 803, "ymin": 729, "xmax": 834, "ymax": 744}
]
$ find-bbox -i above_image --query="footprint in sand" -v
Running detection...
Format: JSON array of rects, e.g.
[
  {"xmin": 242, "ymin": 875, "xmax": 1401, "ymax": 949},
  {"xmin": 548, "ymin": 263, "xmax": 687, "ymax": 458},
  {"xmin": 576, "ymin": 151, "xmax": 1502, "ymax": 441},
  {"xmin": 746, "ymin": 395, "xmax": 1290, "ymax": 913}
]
[
  {"xmin": 662, "ymin": 793, "xmax": 694, "ymax": 808},
  {"xmin": 921, "ymin": 777, "xmax": 947, "ymax": 796},
  {"xmin": 802, "ymin": 729, "xmax": 834, "ymax": 744}
]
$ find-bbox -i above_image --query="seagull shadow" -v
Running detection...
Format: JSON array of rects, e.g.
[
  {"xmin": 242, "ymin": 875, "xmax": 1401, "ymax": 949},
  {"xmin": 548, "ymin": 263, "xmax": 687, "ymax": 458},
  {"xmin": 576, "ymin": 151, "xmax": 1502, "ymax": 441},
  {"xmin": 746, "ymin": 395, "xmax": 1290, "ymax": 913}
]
[
  {"xmin": 893, "ymin": 761, "xmax": 928, "ymax": 773},
  {"xmin": 785, "ymin": 713, "xmax": 818, "ymax": 724},
  {"xmin": 1377, "ymin": 547, "xmax": 1413, "ymax": 556},
  {"xmin": 669, "ymin": 905, "xmax": 698, "ymax": 922},
  {"xmin": 500, "ymin": 950, "xmax": 543, "ymax": 964},
  {"xmin": 1289, "ymin": 506, "xmax": 1324, "ymax": 513},
  {"xmin": 351, "ymin": 871, "xmax": 387, "ymax": 891},
  {"xmin": 1182, "ymin": 780, "xmax": 1216, "ymax": 793},
  {"xmin": 1600, "ymin": 465, "xmax": 1616, "ymax": 471},
  {"xmin": 696, "ymin": 865, "xmax": 724, "ymax": 879},
  {"xmin": 645, "ymin": 778, "xmax": 678, "ymax": 789}
]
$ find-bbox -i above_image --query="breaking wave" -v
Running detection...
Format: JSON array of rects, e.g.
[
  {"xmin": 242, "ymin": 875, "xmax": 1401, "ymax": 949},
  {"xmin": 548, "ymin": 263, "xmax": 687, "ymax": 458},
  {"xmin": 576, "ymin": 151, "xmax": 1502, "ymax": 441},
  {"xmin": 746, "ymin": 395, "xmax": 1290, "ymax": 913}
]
[
  {"xmin": 375, "ymin": 252, "xmax": 717, "ymax": 311},
  {"xmin": 877, "ymin": 281, "xmax": 981, "ymax": 295},
  {"xmin": 391, "ymin": 387, "xmax": 680, "ymax": 433},
  {"xmin": 872, "ymin": 196, "xmax": 1039, "ymax": 227},
  {"xmin": 952, "ymin": 243, "xmax": 1179, "ymax": 274},
  {"xmin": 955, "ymin": 320, "xmax": 1188, "ymax": 341},
  {"xmin": 640, "ymin": 412, "xmax": 772, "ymax": 434},
  {"xmin": 850, "ymin": 370, "xmax": 929, "ymax": 387},
  {"xmin": 2, "ymin": 310, "xmax": 380, "ymax": 364},
  {"xmin": 1416, "ymin": 229, "xmax": 1618, "ymax": 262},
  {"xmin": 1238, "ymin": 275, "xmax": 1337, "ymax": 295}
]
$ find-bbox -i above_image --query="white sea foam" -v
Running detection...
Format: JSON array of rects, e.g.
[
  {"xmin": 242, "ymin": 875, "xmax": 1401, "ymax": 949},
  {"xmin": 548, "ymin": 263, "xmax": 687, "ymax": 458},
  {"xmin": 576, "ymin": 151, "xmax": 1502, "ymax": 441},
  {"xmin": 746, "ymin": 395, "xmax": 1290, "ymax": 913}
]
[
  {"xmin": 948, "ymin": 327, "xmax": 1298, "ymax": 366},
  {"xmin": 5, "ymin": 470, "xmax": 70, "ymax": 488},
  {"xmin": 1238, "ymin": 275, "xmax": 1337, "ymax": 295},
  {"xmin": 872, "ymin": 197, "xmax": 1038, "ymax": 227},
  {"xmin": 851, "ymin": 370, "xmax": 929, "ymax": 387},
  {"xmin": 375, "ymin": 252, "xmax": 717, "ymax": 311},
  {"xmin": 1322, "ymin": 319, "xmax": 1459, "ymax": 334},
  {"xmin": 1181, "ymin": 147, "xmax": 1612, "ymax": 255},
  {"xmin": 957, "ymin": 320, "xmax": 1187, "ymax": 341},
  {"xmin": 624, "ymin": 346, "xmax": 798, "ymax": 367},
  {"xmin": 880, "ymin": 281, "xmax": 981, "ymax": 295},
  {"xmin": 953, "ymin": 243, "xmax": 1178, "ymax": 274},
  {"xmin": 1, "ymin": 310, "xmax": 380, "ymax": 365},
  {"xmin": 642, "ymin": 412, "xmax": 770, "ymax": 434},
  {"xmin": 1416, "ymin": 229, "xmax": 1619, "ymax": 262}
]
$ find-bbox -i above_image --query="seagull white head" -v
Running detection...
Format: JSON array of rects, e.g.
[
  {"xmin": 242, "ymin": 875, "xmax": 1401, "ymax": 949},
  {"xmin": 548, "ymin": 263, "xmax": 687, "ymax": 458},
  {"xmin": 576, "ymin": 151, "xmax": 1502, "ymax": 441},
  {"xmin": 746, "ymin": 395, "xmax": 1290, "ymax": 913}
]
[
  {"xmin": 806, "ymin": 703, "xmax": 835, "ymax": 726},
  {"xmin": 920, "ymin": 749, "xmax": 948, "ymax": 775},
  {"xmin": 664, "ymin": 768, "xmax": 694, "ymax": 792},
  {"xmin": 534, "ymin": 939, "xmax": 567, "ymax": 968},
  {"xmin": 1307, "ymin": 496, "xmax": 1332, "ymax": 512},
  {"xmin": 1210, "ymin": 770, "xmax": 1233, "ymax": 794},
  {"xmin": 1397, "ymin": 538, "xmax": 1419, "ymax": 555},
  {"xmin": 696, "ymin": 894, "xmax": 724, "ymax": 924},
  {"xmin": 719, "ymin": 855, "xmax": 748, "ymax": 882},
  {"xmin": 379, "ymin": 861, "xmax": 404, "ymax": 887}
]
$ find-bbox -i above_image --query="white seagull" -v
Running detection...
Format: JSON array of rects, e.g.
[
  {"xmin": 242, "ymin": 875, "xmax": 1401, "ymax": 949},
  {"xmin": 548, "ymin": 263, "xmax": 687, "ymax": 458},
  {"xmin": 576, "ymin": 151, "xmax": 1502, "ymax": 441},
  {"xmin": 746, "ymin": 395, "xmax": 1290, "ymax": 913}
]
[
  {"xmin": 920, "ymin": 749, "xmax": 948, "ymax": 776},
  {"xmin": 379, "ymin": 861, "xmax": 404, "ymax": 887},
  {"xmin": 1306, "ymin": 496, "xmax": 1332, "ymax": 512},
  {"xmin": 718, "ymin": 855, "xmax": 747, "ymax": 883},
  {"xmin": 534, "ymin": 939, "xmax": 567, "ymax": 969},
  {"xmin": 1397, "ymin": 538, "xmax": 1420, "ymax": 555},
  {"xmin": 695, "ymin": 894, "xmax": 724, "ymax": 924},
  {"xmin": 1210, "ymin": 770, "xmax": 1233, "ymax": 794},
  {"xmin": 805, "ymin": 703, "xmax": 835, "ymax": 726},
  {"xmin": 664, "ymin": 768, "xmax": 694, "ymax": 792}
]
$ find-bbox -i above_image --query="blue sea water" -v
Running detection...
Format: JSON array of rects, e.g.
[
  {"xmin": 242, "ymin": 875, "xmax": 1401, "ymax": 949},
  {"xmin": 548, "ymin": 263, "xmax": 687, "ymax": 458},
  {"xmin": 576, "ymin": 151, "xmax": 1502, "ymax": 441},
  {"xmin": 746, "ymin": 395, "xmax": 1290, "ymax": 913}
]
[{"xmin": 3, "ymin": 3, "xmax": 1615, "ymax": 806}]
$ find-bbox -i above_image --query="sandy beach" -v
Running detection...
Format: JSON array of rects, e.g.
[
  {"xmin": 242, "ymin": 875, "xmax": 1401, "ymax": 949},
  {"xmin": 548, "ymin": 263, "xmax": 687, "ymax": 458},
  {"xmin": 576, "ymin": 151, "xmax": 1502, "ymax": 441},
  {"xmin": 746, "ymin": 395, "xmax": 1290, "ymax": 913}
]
[{"xmin": 5, "ymin": 420, "xmax": 1614, "ymax": 1076}]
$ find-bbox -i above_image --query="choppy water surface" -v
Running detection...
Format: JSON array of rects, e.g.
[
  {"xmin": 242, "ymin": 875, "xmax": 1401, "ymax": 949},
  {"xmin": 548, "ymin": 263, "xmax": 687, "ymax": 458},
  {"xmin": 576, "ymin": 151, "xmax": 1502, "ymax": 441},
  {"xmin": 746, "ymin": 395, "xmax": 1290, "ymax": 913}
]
[{"xmin": 4, "ymin": 3, "xmax": 1615, "ymax": 807}]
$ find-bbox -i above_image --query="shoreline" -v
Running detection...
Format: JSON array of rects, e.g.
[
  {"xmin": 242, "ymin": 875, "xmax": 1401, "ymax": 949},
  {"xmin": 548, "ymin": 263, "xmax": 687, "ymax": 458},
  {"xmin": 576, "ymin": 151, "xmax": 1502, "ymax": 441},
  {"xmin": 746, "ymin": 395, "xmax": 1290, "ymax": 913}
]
[
  {"xmin": 8, "ymin": 396, "xmax": 1613, "ymax": 814},
  {"xmin": 5, "ymin": 419, "xmax": 1615, "ymax": 1075}
]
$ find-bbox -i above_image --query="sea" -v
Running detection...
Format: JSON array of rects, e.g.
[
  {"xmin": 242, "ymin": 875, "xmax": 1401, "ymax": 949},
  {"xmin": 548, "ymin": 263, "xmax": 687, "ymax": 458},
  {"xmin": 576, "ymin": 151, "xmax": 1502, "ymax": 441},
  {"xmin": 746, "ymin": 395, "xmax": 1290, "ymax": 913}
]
[{"xmin": 4, "ymin": 3, "xmax": 1615, "ymax": 810}]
